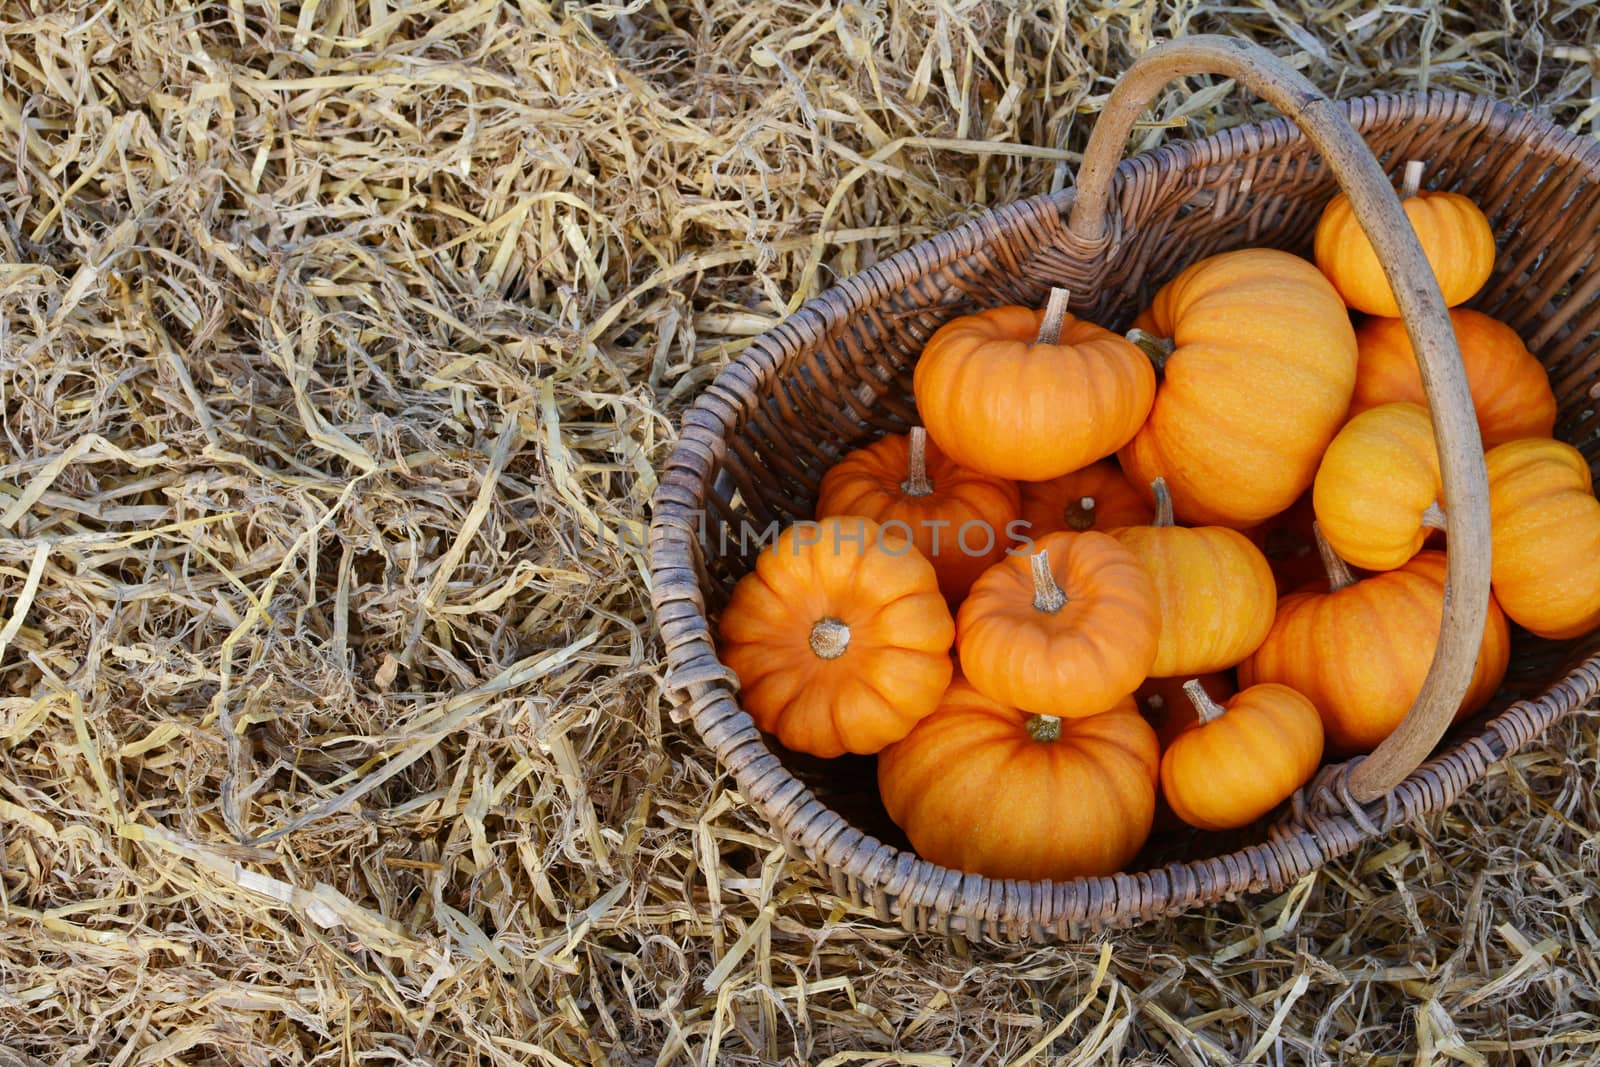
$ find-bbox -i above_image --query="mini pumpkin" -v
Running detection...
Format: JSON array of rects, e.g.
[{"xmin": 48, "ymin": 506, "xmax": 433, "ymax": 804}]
[
  {"xmin": 1135, "ymin": 672, "xmax": 1235, "ymax": 749},
  {"xmin": 1018, "ymin": 459, "xmax": 1153, "ymax": 539},
  {"xmin": 1239, "ymin": 532, "xmax": 1510, "ymax": 754},
  {"xmin": 1313, "ymin": 402, "xmax": 1447, "ymax": 572},
  {"xmin": 878, "ymin": 677, "xmax": 1159, "ymax": 880},
  {"xmin": 1160, "ymin": 681, "xmax": 1325, "ymax": 831},
  {"xmin": 914, "ymin": 289, "xmax": 1156, "ymax": 481},
  {"xmin": 1112, "ymin": 478, "xmax": 1277, "ymax": 676},
  {"xmin": 1117, "ymin": 249, "xmax": 1358, "ymax": 527},
  {"xmin": 817, "ymin": 428, "xmax": 1022, "ymax": 602},
  {"xmin": 956, "ymin": 530, "xmax": 1159, "ymax": 718},
  {"xmin": 1314, "ymin": 160, "xmax": 1496, "ymax": 317},
  {"xmin": 718, "ymin": 516, "xmax": 954, "ymax": 757},
  {"xmin": 1485, "ymin": 438, "xmax": 1600, "ymax": 639},
  {"xmin": 1350, "ymin": 309, "xmax": 1557, "ymax": 448}
]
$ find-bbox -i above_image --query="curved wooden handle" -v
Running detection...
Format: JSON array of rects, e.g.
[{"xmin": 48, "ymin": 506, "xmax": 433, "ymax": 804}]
[{"xmin": 1071, "ymin": 37, "xmax": 1493, "ymax": 804}]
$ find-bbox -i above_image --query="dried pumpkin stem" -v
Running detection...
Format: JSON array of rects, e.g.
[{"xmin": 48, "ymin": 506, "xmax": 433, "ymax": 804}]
[
  {"xmin": 1065, "ymin": 495, "xmax": 1097, "ymax": 531},
  {"xmin": 809, "ymin": 617, "xmax": 850, "ymax": 659},
  {"xmin": 1400, "ymin": 159, "xmax": 1425, "ymax": 199},
  {"xmin": 1312, "ymin": 522, "xmax": 1357, "ymax": 592},
  {"xmin": 1026, "ymin": 714, "xmax": 1063, "ymax": 742},
  {"xmin": 1421, "ymin": 501, "xmax": 1447, "ymax": 530},
  {"xmin": 1030, "ymin": 550, "xmax": 1067, "ymax": 614},
  {"xmin": 1150, "ymin": 477, "xmax": 1175, "ymax": 527},
  {"xmin": 1036, "ymin": 288, "xmax": 1071, "ymax": 345},
  {"xmin": 1126, "ymin": 328, "xmax": 1175, "ymax": 373},
  {"xmin": 1183, "ymin": 679, "xmax": 1227, "ymax": 726},
  {"xmin": 901, "ymin": 427, "xmax": 933, "ymax": 497}
]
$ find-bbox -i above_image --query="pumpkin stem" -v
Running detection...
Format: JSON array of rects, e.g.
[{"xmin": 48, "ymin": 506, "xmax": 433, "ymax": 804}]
[
  {"xmin": 1036, "ymin": 288, "xmax": 1071, "ymax": 345},
  {"xmin": 1029, "ymin": 550, "xmax": 1067, "ymax": 614},
  {"xmin": 901, "ymin": 427, "xmax": 933, "ymax": 497},
  {"xmin": 1150, "ymin": 477, "xmax": 1175, "ymax": 528},
  {"xmin": 1421, "ymin": 501, "xmax": 1447, "ymax": 530},
  {"xmin": 1126, "ymin": 328, "xmax": 1175, "ymax": 374},
  {"xmin": 1183, "ymin": 679, "xmax": 1227, "ymax": 726},
  {"xmin": 809, "ymin": 617, "xmax": 851, "ymax": 660},
  {"xmin": 1400, "ymin": 159, "xmax": 1425, "ymax": 199},
  {"xmin": 1026, "ymin": 714, "xmax": 1063, "ymax": 742},
  {"xmin": 1312, "ymin": 522, "xmax": 1357, "ymax": 592},
  {"xmin": 1065, "ymin": 495, "xmax": 1097, "ymax": 531}
]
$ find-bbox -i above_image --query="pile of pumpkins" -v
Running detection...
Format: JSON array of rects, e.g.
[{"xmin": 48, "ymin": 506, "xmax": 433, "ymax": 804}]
[{"xmin": 716, "ymin": 162, "xmax": 1600, "ymax": 882}]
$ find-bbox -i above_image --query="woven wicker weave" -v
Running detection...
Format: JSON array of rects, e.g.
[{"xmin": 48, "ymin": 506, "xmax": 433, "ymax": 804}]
[{"xmin": 649, "ymin": 38, "xmax": 1600, "ymax": 936}]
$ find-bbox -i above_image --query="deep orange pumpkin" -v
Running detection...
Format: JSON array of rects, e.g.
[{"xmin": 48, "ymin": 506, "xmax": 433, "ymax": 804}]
[
  {"xmin": 1117, "ymin": 249, "xmax": 1358, "ymax": 527},
  {"xmin": 816, "ymin": 428, "xmax": 1022, "ymax": 602},
  {"xmin": 956, "ymin": 530, "xmax": 1159, "ymax": 718},
  {"xmin": 914, "ymin": 293, "xmax": 1156, "ymax": 481},
  {"xmin": 1313, "ymin": 402, "xmax": 1446, "ymax": 571},
  {"xmin": 1485, "ymin": 438, "xmax": 1600, "ymax": 639},
  {"xmin": 718, "ymin": 517, "xmax": 955, "ymax": 757},
  {"xmin": 878, "ymin": 677, "xmax": 1159, "ymax": 880},
  {"xmin": 1350, "ymin": 309, "xmax": 1557, "ymax": 448},
  {"xmin": 1017, "ymin": 459, "xmax": 1153, "ymax": 540}
]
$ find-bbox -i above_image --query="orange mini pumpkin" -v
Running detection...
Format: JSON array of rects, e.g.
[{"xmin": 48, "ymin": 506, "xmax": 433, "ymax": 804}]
[
  {"xmin": 1314, "ymin": 160, "xmax": 1496, "ymax": 317},
  {"xmin": 913, "ymin": 290, "xmax": 1156, "ymax": 481},
  {"xmin": 956, "ymin": 531, "xmax": 1158, "ymax": 718},
  {"xmin": 1160, "ymin": 681, "xmax": 1325, "ymax": 832},
  {"xmin": 1017, "ymin": 459, "xmax": 1153, "ymax": 540},
  {"xmin": 878, "ymin": 677, "xmax": 1159, "ymax": 880},
  {"xmin": 1239, "ymin": 534, "xmax": 1510, "ymax": 754},
  {"xmin": 817, "ymin": 428, "xmax": 1022, "ymax": 602},
  {"xmin": 1350, "ymin": 310, "xmax": 1557, "ymax": 448},
  {"xmin": 1117, "ymin": 249, "xmax": 1358, "ymax": 527},
  {"xmin": 1313, "ymin": 403, "xmax": 1447, "ymax": 572},
  {"xmin": 1485, "ymin": 438, "xmax": 1600, "ymax": 639},
  {"xmin": 718, "ymin": 517, "xmax": 955, "ymax": 757},
  {"xmin": 1135, "ymin": 672, "xmax": 1235, "ymax": 749},
  {"xmin": 1112, "ymin": 478, "xmax": 1277, "ymax": 676}
]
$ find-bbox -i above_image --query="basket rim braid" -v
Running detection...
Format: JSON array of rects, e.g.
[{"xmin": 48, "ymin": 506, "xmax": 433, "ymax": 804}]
[{"xmin": 649, "ymin": 37, "xmax": 1600, "ymax": 936}]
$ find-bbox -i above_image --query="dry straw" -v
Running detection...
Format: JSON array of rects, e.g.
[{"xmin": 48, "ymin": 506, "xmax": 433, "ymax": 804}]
[{"xmin": 1, "ymin": 1, "xmax": 1598, "ymax": 1063}]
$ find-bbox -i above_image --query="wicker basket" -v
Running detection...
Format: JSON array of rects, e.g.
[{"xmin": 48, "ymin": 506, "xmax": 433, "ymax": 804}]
[{"xmin": 649, "ymin": 37, "xmax": 1600, "ymax": 936}]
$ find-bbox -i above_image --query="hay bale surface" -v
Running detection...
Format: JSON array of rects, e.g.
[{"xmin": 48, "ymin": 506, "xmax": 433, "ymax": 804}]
[{"xmin": 1, "ymin": 2, "xmax": 1597, "ymax": 1062}]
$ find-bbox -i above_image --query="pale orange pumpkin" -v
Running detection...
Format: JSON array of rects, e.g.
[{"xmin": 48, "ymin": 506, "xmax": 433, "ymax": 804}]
[
  {"xmin": 1017, "ymin": 459, "xmax": 1154, "ymax": 540},
  {"xmin": 1313, "ymin": 403, "xmax": 1446, "ymax": 571},
  {"xmin": 1350, "ymin": 309, "xmax": 1557, "ymax": 448},
  {"xmin": 1135, "ymin": 672, "xmax": 1235, "ymax": 749},
  {"xmin": 1160, "ymin": 681, "xmax": 1325, "ymax": 832},
  {"xmin": 956, "ymin": 530, "xmax": 1159, "ymax": 718},
  {"xmin": 1314, "ymin": 161, "xmax": 1496, "ymax": 317},
  {"xmin": 718, "ymin": 516, "xmax": 955, "ymax": 757},
  {"xmin": 913, "ymin": 290, "xmax": 1156, "ymax": 481},
  {"xmin": 1117, "ymin": 249, "xmax": 1358, "ymax": 527},
  {"xmin": 1239, "ymin": 534, "xmax": 1510, "ymax": 753},
  {"xmin": 878, "ymin": 677, "xmax": 1159, "ymax": 880},
  {"xmin": 1112, "ymin": 478, "xmax": 1277, "ymax": 676},
  {"xmin": 817, "ymin": 428, "xmax": 1022, "ymax": 601},
  {"xmin": 1485, "ymin": 438, "xmax": 1600, "ymax": 639}
]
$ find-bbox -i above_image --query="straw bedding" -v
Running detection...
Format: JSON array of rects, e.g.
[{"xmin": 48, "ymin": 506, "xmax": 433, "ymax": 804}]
[{"xmin": 2, "ymin": 1, "xmax": 1598, "ymax": 1063}]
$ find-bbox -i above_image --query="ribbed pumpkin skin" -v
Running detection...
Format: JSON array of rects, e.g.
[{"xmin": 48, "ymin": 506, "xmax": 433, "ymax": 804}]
[
  {"xmin": 1315, "ymin": 190, "xmax": 1496, "ymax": 316},
  {"xmin": 1486, "ymin": 439, "xmax": 1600, "ymax": 640},
  {"xmin": 914, "ymin": 306, "xmax": 1156, "ymax": 481},
  {"xmin": 1313, "ymin": 403, "xmax": 1443, "ymax": 571},
  {"xmin": 878, "ymin": 678, "xmax": 1159, "ymax": 880},
  {"xmin": 816, "ymin": 432, "xmax": 1022, "ymax": 602},
  {"xmin": 1238, "ymin": 550, "xmax": 1510, "ymax": 753},
  {"xmin": 1112, "ymin": 515, "xmax": 1276, "ymax": 677},
  {"xmin": 1018, "ymin": 460, "xmax": 1153, "ymax": 539},
  {"xmin": 1161, "ymin": 683, "xmax": 1325, "ymax": 832},
  {"xmin": 718, "ymin": 517, "xmax": 955, "ymax": 758},
  {"xmin": 1351, "ymin": 310, "xmax": 1557, "ymax": 448},
  {"xmin": 1117, "ymin": 249, "xmax": 1358, "ymax": 527},
  {"xmin": 956, "ymin": 531, "xmax": 1159, "ymax": 718},
  {"xmin": 1135, "ymin": 672, "xmax": 1235, "ymax": 749}
]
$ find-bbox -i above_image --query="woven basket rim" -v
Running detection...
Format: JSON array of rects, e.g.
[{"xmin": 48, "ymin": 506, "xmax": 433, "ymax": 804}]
[{"xmin": 649, "ymin": 87, "xmax": 1600, "ymax": 933}]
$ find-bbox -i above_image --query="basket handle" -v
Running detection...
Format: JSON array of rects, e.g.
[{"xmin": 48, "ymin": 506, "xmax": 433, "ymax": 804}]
[{"xmin": 1068, "ymin": 36, "xmax": 1493, "ymax": 804}]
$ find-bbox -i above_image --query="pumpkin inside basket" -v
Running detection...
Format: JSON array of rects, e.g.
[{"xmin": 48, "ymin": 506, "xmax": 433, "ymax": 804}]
[{"xmin": 651, "ymin": 36, "xmax": 1600, "ymax": 936}]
